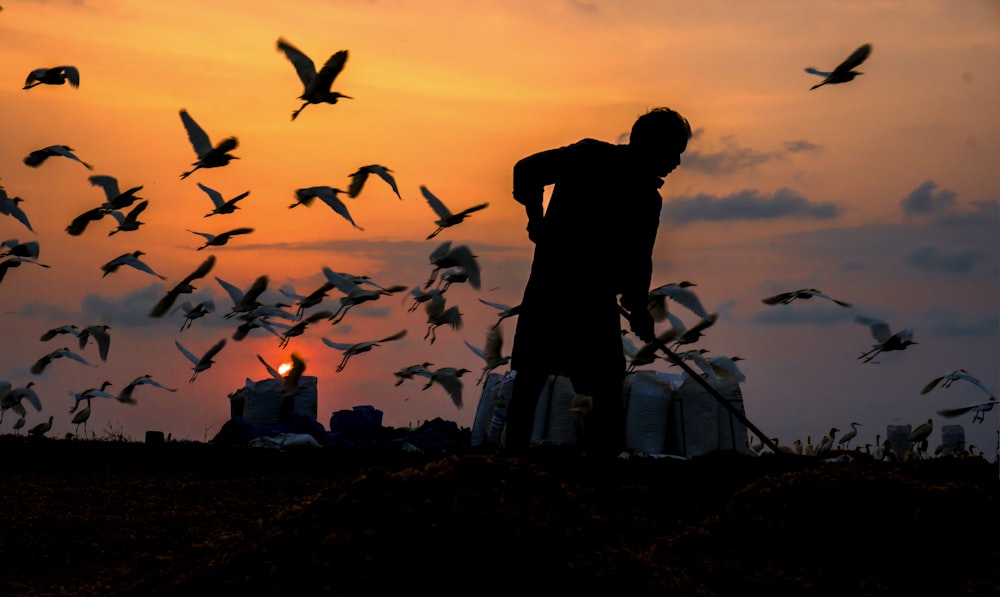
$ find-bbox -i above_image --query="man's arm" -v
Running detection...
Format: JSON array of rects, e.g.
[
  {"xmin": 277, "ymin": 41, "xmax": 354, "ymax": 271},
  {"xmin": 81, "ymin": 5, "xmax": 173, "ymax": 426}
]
[{"xmin": 512, "ymin": 145, "xmax": 570, "ymax": 243}]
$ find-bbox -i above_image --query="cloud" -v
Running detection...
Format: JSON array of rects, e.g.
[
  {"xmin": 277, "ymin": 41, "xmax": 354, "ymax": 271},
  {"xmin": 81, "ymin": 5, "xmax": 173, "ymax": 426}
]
[
  {"xmin": 752, "ymin": 304, "xmax": 856, "ymax": 326},
  {"xmin": 681, "ymin": 136, "xmax": 820, "ymax": 175},
  {"xmin": 899, "ymin": 179, "xmax": 957, "ymax": 216},
  {"xmin": 923, "ymin": 309, "xmax": 999, "ymax": 338},
  {"xmin": 661, "ymin": 188, "xmax": 842, "ymax": 225},
  {"xmin": 904, "ymin": 244, "xmax": 988, "ymax": 274}
]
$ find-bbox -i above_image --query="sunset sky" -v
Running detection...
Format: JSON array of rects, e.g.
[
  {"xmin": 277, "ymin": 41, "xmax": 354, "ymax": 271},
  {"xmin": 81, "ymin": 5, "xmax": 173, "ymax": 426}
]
[{"xmin": 1, "ymin": 0, "xmax": 997, "ymax": 456}]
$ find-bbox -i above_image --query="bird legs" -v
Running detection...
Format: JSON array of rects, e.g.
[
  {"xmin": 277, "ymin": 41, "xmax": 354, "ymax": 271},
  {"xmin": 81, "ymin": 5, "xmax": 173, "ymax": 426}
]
[
  {"xmin": 858, "ymin": 348, "xmax": 882, "ymax": 364},
  {"xmin": 335, "ymin": 354, "xmax": 352, "ymax": 373}
]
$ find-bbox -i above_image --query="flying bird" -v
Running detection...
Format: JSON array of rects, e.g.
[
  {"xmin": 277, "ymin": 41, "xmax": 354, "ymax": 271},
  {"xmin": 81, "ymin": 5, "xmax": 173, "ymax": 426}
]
[
  {"xmin": 321, "ymin": 329, "xmax": 407, "ymax": 373},
  {"xmin": 65, "ymin": 205, "xmax": 109, "ymax": 236},
  {"xmin": 106, "ymin": 200, "xmax": 149, "ymax": 236},
  {"xmin": 464, "ymin": 325, "xmax": 511, "ymax": 385},
  {"xmin": 1, "ymin": 238, "xmax": 42, "ymax": 260},
  {"xmin": 149, "ymin": 254, "xmax": 217, "ymax": 317},
  {"xmin": 290, "ymin": 186, "xmax": 363, "ymax": 230},
  {"xmin": 89, "ymin": 175, "xmax": 144, "ymax": 212},
  {"xmin": 805, "ymin": 43, "xmax": 872, "ymax": 90},
  {"xmin": 393, "ymin": 362, "xmax": 434, "ymax": 386},
  {"xmin": 68, "ymin": 381, "xmax": 115, "ymax": 414},
  {"xmin": 77, "ymin": 324, "xmax": 111, "ymax": 361},
  {"xmin": 920, "ymin": 369, "xmax": 995, "ymax": 399},
  {"xmin": 24, "ymin": 66, "xmax": 79, "ymax": 89},
  {"xmin": 647, "ymin": 280, "xmax": 711, "ymax": 321},
  {"xmin": 197, "ymin": 183, "xmax": 250, "ymax": 217},
  {"xmin": 188, "ymin": 227, "xmax": 255, "ymax": 250},
  {"xmin": 855, "ymin": 315, "xmax": 917, "ymax": 364},
  {"xmin": 23, "ymin": 145, "xmax": 92, "ymax": 169},
  {"xmin": 276, "ymin": 38, "xmax": 352, "ymax": 121},
  {"xmin": 421, "ymin": 366, "xmax": 472, "ymax": 410},
  {"xmin": 175, "ymin": 338, "xmax": 227, "ymax": 382},
  {"xmin": 101, "ymin": 250, "xmax": 166, "ymax": 280},
  {"xmin": 178, "ymin": 109, "xmax": 239, "ymax": 179},
  {"xmin": 0, "ymin": 256, "xmax": 49, "ymax": 286},
  {"xmin": 116, "ymin": 374, "xmax": 177, "ymax": 405},
  {"xmin": 937, "ymin": 397, "xmax": 998, "ymax": 424},
  {"xmin": 424, "ymin": 241, "xmax": 481, "ymax": 290},
  {"xmin": 8, "ymin": 381, "xmax": 42, "ymax": 414},
  {"xmin": 322, "ymin": 266, "xmax": 408, "ymax": 324},
  {"xmin": 216, "ymin": 274, "xmax": 269, "ymax": 319},
  {"xmin": 278, "ymin": 309, "xmax": 335, "ymax": 348},
  {"xmin": 478, "ymin": 298, "xmax": 521, "ymax": 329},
  {"xmin": 30, "ymin": 346, "xmax": 96, "ymax": 375},
  {"xmin": 424, "ymin": 293, "xmax": 462, "ymax": 344},
  {"xmin": 348, "ymin": 164, "xmax": 401, "ymax": 199},
  {"xmin": 178, "ymin": 299, "xmax": 215, "ymax": 331},
  {"xmin": 279, "ymin": 281, "xmax": 337, "ymax": 318},
  {"xmin": 1, "ymin": 191, "xmax": 34, "ymax": 232},
  {"xmin": 39, "ymin": 324, "xmax": 80, "ymax": 342},
  {"xmin": 256, "ymin": 352, "xmax": 307, "ymax": 398},
  {"xmin": 761, "ymin": 288, "xmax": 852, "ymax": 308},
  {"xmin": 420, "ymin": 185, "xmax": 489, "ymax": 239}
]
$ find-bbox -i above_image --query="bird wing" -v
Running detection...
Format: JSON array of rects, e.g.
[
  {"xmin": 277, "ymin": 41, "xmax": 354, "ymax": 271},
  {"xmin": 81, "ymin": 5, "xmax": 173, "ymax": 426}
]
[
  {"xmin": 242, "ymin": 275, "xmax": 270, "ymax": 304},
  {"xmin": 175, "ymin": 340, "xmax": 200, "ymax": 365},
  {"xmin": 123, "ymin": 200, "xmax": 149, "ymax": 224},
  {"xmin": 322, "ymin": 267, "xmax": 363, "ymax": 295},
  {"xmin": 87, "ymin": 175, "xmax": 121, "ymax": 201},
  {"xmin": 378, "ymin": 329, "xmax": 408, "ymax": 343},
  {"xmin": 200, "ymin": 338, "xmax": 228, "ymax": 363},
  {"xmin": 312, "ymin": 50, "xmax": 349, "ymax": 92},
  {"xmin": 938, "ymin": 398, "xmax": 996, "ymax": 419},
  {"xmin": 420, "ymin": 186, "xmax": 453, "ymax": 219},
  {"xmin": 60, "ymin": 66, "xmax": 81, "ymax": 87},
  {"xmin": 478, "ymin": 298, "xmax": 512, "ymax": 312},
  {"xmin": 347, "ymin": 168, "xmax": 369, "ymax": 198},
  {"xmin": 321, "ymin": 337, "xmax": 354, "ymax": 352},
  {"xmin": 920, "ymin": 375, "xmax": 945, "ymax": 395},
  {"xmin": 276, "ymin": 38, "xmax": 318, "ymax": 88},
  {"xmin": 833, "ymin": 43, "xmax": 872, "ymax": 73},
  {"xmin": 181, "ymin": 254, "xmax": 217, "ymax": 285},
  {"xmin": 219, "ymin": 227, "xmax": 255, "ymax": 241},
  {"xmin": 179, "ymin": 109, "xmax": 212, "ymax": 158},
  {"xmin": 433, "ymin": 374, "xmax": 464, "ymax": 409},
  {"xmin": 804, "ymin": 67, "xmax": 832, "ymax": 77},
  {"xmin": 855, "ymin": 315, "xmax": 891, "ymax": 343},
  {"xmin": 458, "ymin": 202, "xmax": 490, "ymax": 217},
  {"xmin": 257, "ymin": 354, "xmax": 283, "ymax": 380},
  {"xmin": 61, "ymin": 348, "xmax": 95, "ymax": 368},
  {"xmin": 761, "ymin": 291, "xmax": 795, "ymax": 305},
  {"xmin": 215, "ymin": 276, "xmax": 245, "ymax": 306},
  {"xmin": 66, "ymin": 206, "xmax": 107, "ymax": 236},
  {"xmin": 197, "ymin": 183, "xmax": 225, "ymax": 208},
  {"xmin": 804, "ymin": 289, "xmax": 852, "ymax": 307},
  {"xmin": 956, "ymin": 372, "xmax": 995, "ymax": 397},
  {"xmin": 314, "ymin": 189, "xmax": 363, "ymax": 230},
  {"xmin": 464, "ymin": 340, "xmax": 487, "ymax": 361},
  {"xmin": 188, "ymin": 229, "xmax": 216, "ymax": 243},
  {"xmin": 371, "ymin": 166, "xmax": 401, "ymax": 198}
]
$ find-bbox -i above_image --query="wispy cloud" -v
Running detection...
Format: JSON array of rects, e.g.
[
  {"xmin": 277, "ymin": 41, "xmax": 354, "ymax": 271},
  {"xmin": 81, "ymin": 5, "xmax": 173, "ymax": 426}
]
[
  {"xmin": 661, "ymin": 188, "xmax": 842, "ymax": 225},
  {"xmin": 900, "ymin": 180, "xmax": 957, "ymax": 216},
  {"xmin": 681, "ymin": 135, "xmax": 821, "ymax": 176},
  {"xmin": 904, "ymin": 244, "xmax": 989, "ymax": 274}
]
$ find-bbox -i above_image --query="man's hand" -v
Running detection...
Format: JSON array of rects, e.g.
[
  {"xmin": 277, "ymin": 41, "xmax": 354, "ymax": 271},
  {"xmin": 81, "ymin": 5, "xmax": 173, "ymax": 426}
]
[
  {"xmin": 628, "ymin": 307, "xmax": 655, "ymax": 343},
  {"xmin": 526, "ymin": 218, "xmax": 544, "ymax": 244}
]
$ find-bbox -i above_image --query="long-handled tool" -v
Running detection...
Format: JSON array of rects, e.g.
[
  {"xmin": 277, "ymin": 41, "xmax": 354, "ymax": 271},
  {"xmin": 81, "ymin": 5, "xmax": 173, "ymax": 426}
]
[{"xmin": 621, "ymin": 306, "xmax": 783, "ymax": 455}]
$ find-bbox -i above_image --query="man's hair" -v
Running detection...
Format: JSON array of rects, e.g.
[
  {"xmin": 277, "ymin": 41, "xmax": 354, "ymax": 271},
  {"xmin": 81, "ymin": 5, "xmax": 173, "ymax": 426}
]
[{"xmin": 629, "ymin": 107, "xmax": 692, "ymax": 152}]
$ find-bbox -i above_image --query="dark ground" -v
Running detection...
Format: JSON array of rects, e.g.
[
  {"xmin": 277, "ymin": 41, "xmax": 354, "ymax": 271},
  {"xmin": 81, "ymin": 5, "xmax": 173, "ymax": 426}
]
[{"xmin": 1, "ymin": 434, "xmax": 998, "ymax": 596}]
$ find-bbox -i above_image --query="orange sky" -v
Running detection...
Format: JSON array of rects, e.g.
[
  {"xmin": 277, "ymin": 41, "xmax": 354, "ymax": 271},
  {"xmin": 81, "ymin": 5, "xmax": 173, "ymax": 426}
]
[{"xmin": 1, "ymin": 0, "xmax": 998, "ymax": 454}]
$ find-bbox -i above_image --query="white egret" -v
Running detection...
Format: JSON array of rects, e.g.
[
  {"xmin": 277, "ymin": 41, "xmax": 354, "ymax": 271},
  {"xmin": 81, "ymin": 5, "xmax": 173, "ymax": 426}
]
[
  {"xmin": 424, "ymin": 293, "xmax": 462, "ymax": 344},
  {"xmin": 1, "ymin": 192, "xmax": 34, "ymax": 232},
  {"xmin": 30, "ymin": 347, "xmax": 96, "ymax": 375},
  {"xmin": 855, "ymin": 315, "xmax": 917, "ymax": 364},
  {"xmin": 805, "ymin": 43, "xmax": 872, "ymax": 90},
  {"xmin": 276, "ymin": 39, "xmax": 352, "ymax": 121},
  {"xmin": 116, "ymin": 374, "xmax": 177, "ymax": 405},
  {"xmin": 101, "ymin": 250, "xmax": 166, "ymax": 280},
  {"xmin": 197, "ymin": 183, "xmax": 250, "ymax": 217},
  {"xmin": 149, "ymin": 254, "xmax": 217, "ymax": 318},
  {"xmin": 71, "ymin": 398, "xmax": 92, "ymax": 437},
  {"xmin": 322, "ymin": 329, "xmax": 407, "ymax": 373},
  {"xmin": 39, "ymin": 324, "xmax": 80, "ymax": 342},
  {"xmin": 348, "ymin": 164, "xmax": 401, "ymax": 199},
  {"xmin": 68, "ymin": 381, "xmax": 114, "ymax": 413},
  {"xmin": 761, "ymin": 288, "xmax": 852, "ymax": 308},
  {"xmin": 647, "ymin": 280, "xmax": 710, "ymax": 321},
  {"xmin": 815, "ymin": 427, "xmax": 839, "ymax": 454},
  {"xmin": 278, "ymin": 309, "xmax": 334, "ymax": 348},
  {"xmin": 175, "ymin": 338, "xmax": 227, "ymax": 382},
  {"xmin": 280, "ymin": 281, "xmax": 336, "ymax": 318},
  {"xmin": 920, "ymin": 369, "xmax": 994, "ymax": 399},
  {"xmin": 77, "ymin": 324, "xmax": 111, "ymax": 362},
  {"xmin": 465, "ymin": 325, "xmax": 510, "ymax": 385},
  {"xmin": 65, "ymin": 205, "xmax": 109, "ymax": 236},
  {"xmin": 216, "ymin": 275, "xmax": 269, "ymax": 319},
  {"xmin": 107, "ymin": 200, "xmax": 148, "ymax": 235},
  {"xmin": 420, "ymin": 185, "xmax": 489, "ymax": 239},
  {"xmin": 178, "ymin": 299, "xmax": 215, "ymax": 331},
  {"xmin": 837, "ymin": 422, "xmax": 862, "ymax": 450},
  {"xmin": 89, "ymin": 175, "xmax": 144, "ymax": 212},
  {"xmin": 24, "ymin": 66, "xmax": 79, "ymax": 89},
  {"xmin": 188, "ymin": 227, "xmax": 255, "ymax": 250},
  {"xmin": 290, "ymin": 186, "xmax": 363, "ymax": 230},
  {"xmin": 937, "ymin": 397, "xmax": 997, "ymax": 424},
  {"xmin": 178, "ymin": 109, "xmax": 239, "ymax": 179},
  {"xmin": 322, "ymin": 267, "xmax": 407, "ymax": 324},
  {"xmin": 1, "ymin": 239, "xmax": 42, "ymax": 260},
  {"xmin": 23, "ymin": 145, "xmax": 92, "ymax": 169},
  {"xmin": 424, "ymin": 241, "xmax": 481, "ymax": 290},
  {"xmin": 478, "ymin": 298, "xmax": 521, "ymax": 329},
  {"xmin": 421, "ymin": 366, "xmax": 471, "ymax": 410},
  {"xmin": 393, "ymin": 362, "xmax": 434, "ymax": 386}
]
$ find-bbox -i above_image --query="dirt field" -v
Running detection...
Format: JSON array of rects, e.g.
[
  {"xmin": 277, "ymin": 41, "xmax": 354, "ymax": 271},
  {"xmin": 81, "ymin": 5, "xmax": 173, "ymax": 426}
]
[{"xmin": 1, "ymin": 435, "xmax": 998, "ymax": 596}]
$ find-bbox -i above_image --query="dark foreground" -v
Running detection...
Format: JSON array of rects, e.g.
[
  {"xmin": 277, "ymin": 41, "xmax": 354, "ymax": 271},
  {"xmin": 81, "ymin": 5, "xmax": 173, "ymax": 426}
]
[{"xmin": 1, "ymin": 435, "xmax": 998, "ymax": 596}]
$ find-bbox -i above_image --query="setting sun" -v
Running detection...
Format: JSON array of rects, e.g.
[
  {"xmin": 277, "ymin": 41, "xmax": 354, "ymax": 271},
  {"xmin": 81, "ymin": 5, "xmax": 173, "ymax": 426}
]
[{"xmin": 278, "ymin": 363, "xmax": 293, "ymax": 376}]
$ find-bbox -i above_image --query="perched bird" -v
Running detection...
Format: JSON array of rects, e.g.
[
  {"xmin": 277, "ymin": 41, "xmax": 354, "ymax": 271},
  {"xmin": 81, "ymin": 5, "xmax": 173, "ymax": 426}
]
[
  {"xmin": 77, "ymin": 324, "xmax": 111, "ymax": 361},
  {"xmin": 39, "ymin": 324, "xmax": 80, "ymax": 342},
  {"xmin": 647, "ymin": 281, "xmax": 710, "ymax": 321},
  {"xmin": 805, "ymin": 43, "xmax": 872, "ymax": 90},
  {"xmin": 24, "ymin": 66, "xmax": 79, "ymax": 89},
  {"xmin": 116, "ymin": 374, "xmax": 177, "ymax": 405},
  {"xmin": 464, "ymin": 325, "xmax": 511, "ymax": 385},
  {"xmin": 761, "ymin": 288, "xmax": 852, "ymax": 308},
  {"xmin": 197, "ymin": 183, "xmax": 250, "ymax": 217},
  {"xmin": 101, "ymin": 250, "xmax": 166, "ymax": 280},
  {"xmin": 855, "ymin": 315, "xmax": 917, "ymax": 364},
  {"xmin": 837, "ymin": 422, "xmax": 862, "ymax": 450},
  {"xmin": 420, "ymin": 185, "xmax": 489, "ymax": 239},
  {"xmin": 178, "ymin": 299, "xmax": 215, "ymax": 331},
  {"xmin": 938, "ymin": 397, "xmax": 997, "ymax": 424},
  {"xmin": 920, "ymin": 369, "xmax": 995, "ymax": 399},
  {"xmin": 322, "ymin": 267, "xmax": 408, "ymax": 324},
  {"xmin": 290, "ymin": 186, "xmax": 363, "ymax": 230},
  {"xmin": 68, "ymin": 381, "xmax": 115, "ymax": 414},
  {"xmin": 424, "ymin": 241, "xmax": 481, "ymax": 290},
  {"xmin": 107, "ymin": 200, "xmax": 149, "ymax": 235},
  {"xmin": 478, "ymin": 298, "xmax": 521, "ymax": 329},
  {"xmin": 178, "ymin": 109, "xmax": 239, "ymax": 179},
  {"xmin": 424, "ymin": 293, "xmax": 462, "ymax": 344},
  {"xmin": 149, "ymin": 254, "xmax": 217, "ymax": 317},
  {"xmin": 23, "ymin": 145, "xmax": 92, "ymax": 169},
  {"xmin": 27, "ymin": 415, "xmax": 53, "ymax": 437},
  {"xmin": 1, "ymin": 192, "xmax": 34, "ymax": 232},
  {"xmin": 175, "ymin": 338, "xmax": 227, "ymax": 382},
  {"xmin": 907, "ymin": 418, "xmax": 934, "ymax": 445},
  {"xmin": 421, "ymin": 366, "xmax": 472, "ymax": 409},
  {"xmin": 276, "ymin": 39, "xmax": 352, "ymax": 121},
  {"xmin": 188, "ymin": 227, "xmax": 255, "ymax": 250},
  {"xmin": 89, "ymin": 175, "xmax": 144, "ymax": 212},
  {"xmin": 348, "ymin": 164, "xmax": 401, "ymax": 199},
  {"xmin": 393, "ymin": 362, "xmax": 434, "ymax": 386},
  {"xmin": 815, "ymin": 427, "xmax": 840, "ymax": 454},
  {"xmin": 71, "ymin": 398, "xmax": 92, "ymax": 437},
  {"xmin": 216, "ymin": 275, "xmax": 269, "ymax": 319},
  {"xmin": 30, "ymin": 347, "xmax": 96, "ymax": 375},
  {"xmin": 321, "ymin": 329, "xmax": 407, "ymax": 373}
]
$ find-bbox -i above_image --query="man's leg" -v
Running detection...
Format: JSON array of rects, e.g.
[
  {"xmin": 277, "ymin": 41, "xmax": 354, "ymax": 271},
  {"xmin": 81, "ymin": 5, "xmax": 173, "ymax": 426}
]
[{"xmin": 504, "ymin": 368, "xmax": 549, "ymax": 454}]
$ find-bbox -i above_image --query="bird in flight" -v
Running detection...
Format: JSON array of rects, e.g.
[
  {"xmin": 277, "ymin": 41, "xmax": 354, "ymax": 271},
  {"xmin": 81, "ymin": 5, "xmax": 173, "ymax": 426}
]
[
  {"xmin": 77, "ymin": 324, "xmax": 112, "ymax": 362},
  {"xmin": 276, "ymin": 38, "xmax": 352, "ymax": 121},
  {"xmin": 107, "ymin": 200, "xmax": 149, "ymax": 236},
  {"xmin": 24, "ymin": 65, "xmax": 79, "ymax": 89},
  {"xmin": 478, "ymin": 298, "xmax": 521, "ymax": 329},
  {"xmin": 465, "ymin": 325, "xmax": 511, "ymax": 385},
  {"xmin": 149, "ymin": 254, "xmax": 217, "ymax": 317},
  {"xmin": 178, "ymin": 109, "xmax": 239, "ymax": 179},
  {"xmin": 937, "ymin": 397, "xmax": 997, "ymax": 424},
  {"xmin": 175, "ymin": 338, "xmax": 227, "ymax": 382},
  {"xmin": 322, "ymin": 329, "xmax": 407, "ymax": 373},
  {"xmin": 855, "ymin": 315, "xmax": 917, "ymax": 364},
  {"xmin": 424, "ymin": 240, "xmax": 481, "ymax": 290},
  {"xmin": 89, "ymin": 175, "xmax": 145, "ymax": 212},
  {"xmin": 30, "ymin": 346, "xmax": 96, "ymax": 375},
  {"xmin": 188, "ymin": 227, "xmax": 255, "ymax": 250},
  {"xmin": 322, "ymin": 266, "xmax": 408, "ymax": 324},
  {"xmin": 805, "ymin": 43, "xmax": 872, "ymax": 90},
  {"xmin": 23, "ymin": 145, "xmax": 92, "ymax": 170},
  {"xmin": 290, "ymin": 186, "xmax": 363, "ymax": 230},
  {"xmin": 1, "ymin": 189, "xmax": 34, "ymax": 232},
  {"xmin": 761, "ymin": 288, "xmax": 852, "ymax": 308},
  {"xmin": 647, "ymin": 280, "xmax": 710, "ymax": 321},
  {"xmin": 116, "ymin": 374, "xmax": 177, "ymax": 405},
  {"xmin": 197, "ymin": 183, "xmax": 250, "ymax": 217},
  {"xmin": 420, "ymin": 185, "xmax": 489, "ymax": 239},
  {"xmin": 920, "ymin": 369, "xmax": 994, "ymax": 399},
  {"xmin": 348, "ymin": 164, "xmax": 401, "ymax": 199}
]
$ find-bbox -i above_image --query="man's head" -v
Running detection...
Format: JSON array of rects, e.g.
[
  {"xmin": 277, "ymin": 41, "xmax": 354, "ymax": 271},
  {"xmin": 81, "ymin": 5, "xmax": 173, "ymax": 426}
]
[{"xmin": 629, "ymin": 107, "xmax": 692, "ymax": 177}]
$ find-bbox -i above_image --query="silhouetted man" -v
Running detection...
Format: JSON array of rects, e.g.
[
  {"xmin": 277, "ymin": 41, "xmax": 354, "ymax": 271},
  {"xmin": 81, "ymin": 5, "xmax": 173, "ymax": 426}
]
[{"xmin": 506, "ymin": 107, "xmax": 692, "ymax": 455}]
